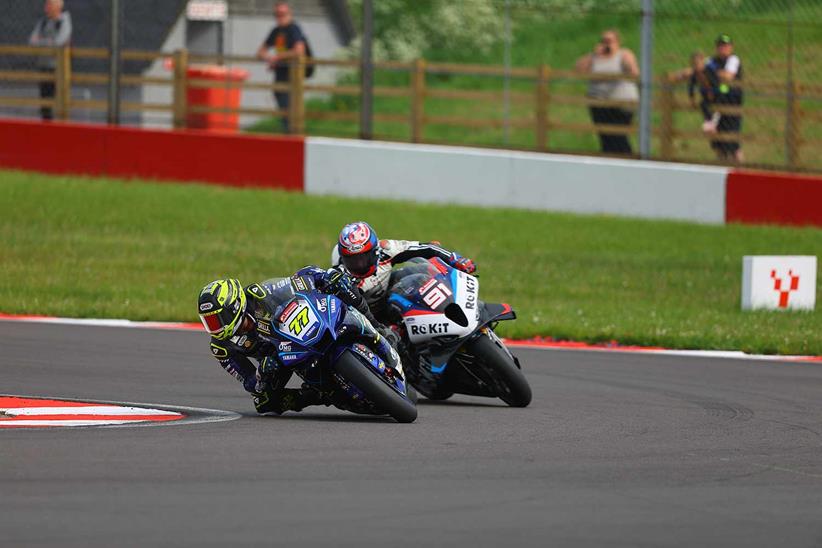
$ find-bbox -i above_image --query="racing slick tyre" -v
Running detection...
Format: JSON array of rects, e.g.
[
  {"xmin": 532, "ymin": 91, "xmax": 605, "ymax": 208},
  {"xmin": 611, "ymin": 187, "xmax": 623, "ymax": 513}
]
[
  {"xmin": 421, "ymin": 387, "xmax": 454, "ymax": 401},
  {"xmin": 406, "ymin": 385, "xmax": 419, "ymax": 405},
  {"xmin": 335, "ymin": 351, "xmax": 418, "ymax": 423},
  {"xmin": 467, "ymin": 334, "xmax": 532, "ymax": 408}
]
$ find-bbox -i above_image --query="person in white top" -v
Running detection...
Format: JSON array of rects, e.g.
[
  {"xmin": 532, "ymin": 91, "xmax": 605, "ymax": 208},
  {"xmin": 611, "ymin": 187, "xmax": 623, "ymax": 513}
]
[{"xmin": 575, "ymin": 29, "xmax": 640, "ymax": 155}]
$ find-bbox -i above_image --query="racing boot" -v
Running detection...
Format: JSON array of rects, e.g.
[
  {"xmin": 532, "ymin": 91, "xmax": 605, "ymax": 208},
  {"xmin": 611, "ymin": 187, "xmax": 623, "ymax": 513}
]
[{"xmin": 253, "ymin": 387, "xmax": 324, "ymax": 415}]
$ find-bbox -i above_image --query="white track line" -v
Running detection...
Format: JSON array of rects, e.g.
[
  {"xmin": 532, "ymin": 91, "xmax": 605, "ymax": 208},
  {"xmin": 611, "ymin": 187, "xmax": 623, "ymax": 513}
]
[
  {"xmin": 1, "ymin": 314, "xmax": 819, "ymax": 363},
  {"xmin": 505, "ymin": 342, "xmax": 822, "ymax": 363},
  {"xmin": 1, "ymin": 419, "xmax": 154, "ymax": 427},
  {"xmin": 0, "ymin": 315, "xmax": 200, "ymax": 330}
]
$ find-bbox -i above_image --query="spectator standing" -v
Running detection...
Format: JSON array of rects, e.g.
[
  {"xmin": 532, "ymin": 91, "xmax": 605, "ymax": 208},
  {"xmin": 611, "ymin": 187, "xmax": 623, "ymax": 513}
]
[
  {"xmin": 707, "ymin": 34, "xmax": 744, "ymax": 163},
  {"xmin": 686, "ymin": 52, "xmax": 717, "ymax": 123},
  {"xmin": 28, "ymin": 0, "xmax": 72, "ymax": 121},
  {"xmin": 256, "ymin": 2, "xmax": 307, "ymax": 133},
  {"xmin": 672, "ymin": 52, "xmax": 722, "ymax": 143},
  {"xmin": 575, "ymin": 30, "xmax": 639, "ymax": 155}
]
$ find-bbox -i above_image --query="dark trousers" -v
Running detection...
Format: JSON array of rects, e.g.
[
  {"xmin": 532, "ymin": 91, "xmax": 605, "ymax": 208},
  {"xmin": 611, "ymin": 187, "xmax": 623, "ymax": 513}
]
[
  {"xmin": 711, "ymin": 110, "xmax": 742, "ymax": 157},
  {"xmin": 590, "ymin": 107, "xmax": 633, "ymax": 154},
  {"xmin": 39, "ymin": 72, "xmax": 55, "ymax": 121},
  {"xmin": 274, "ymin": 90, "xmax": 289, "ymax": 133}
]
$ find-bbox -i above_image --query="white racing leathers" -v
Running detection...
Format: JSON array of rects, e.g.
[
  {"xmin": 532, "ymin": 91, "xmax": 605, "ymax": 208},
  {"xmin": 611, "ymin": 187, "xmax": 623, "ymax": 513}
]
[{"xmin": 331, "ymin": 239, "xmax": 456, "ymax": 319}]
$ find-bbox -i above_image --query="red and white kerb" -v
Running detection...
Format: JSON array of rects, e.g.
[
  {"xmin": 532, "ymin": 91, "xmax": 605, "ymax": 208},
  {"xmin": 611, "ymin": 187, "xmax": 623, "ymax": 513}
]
[{"xmin": 0, "ymin": 396, "xmax": 186, "ymax": 428}]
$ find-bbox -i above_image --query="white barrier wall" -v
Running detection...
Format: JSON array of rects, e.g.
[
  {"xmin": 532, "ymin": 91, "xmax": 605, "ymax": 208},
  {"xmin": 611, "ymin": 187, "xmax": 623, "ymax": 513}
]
[{"xmin": 305, "ymin": 137, "xmax": 730, "ymax": 224}]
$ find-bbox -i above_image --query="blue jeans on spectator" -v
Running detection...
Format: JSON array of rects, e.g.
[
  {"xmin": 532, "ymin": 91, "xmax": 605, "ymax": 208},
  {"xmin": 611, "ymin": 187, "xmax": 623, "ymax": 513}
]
[{"xmin": 274, "ymin": 90, "xmax": 289, "ymax": 133}]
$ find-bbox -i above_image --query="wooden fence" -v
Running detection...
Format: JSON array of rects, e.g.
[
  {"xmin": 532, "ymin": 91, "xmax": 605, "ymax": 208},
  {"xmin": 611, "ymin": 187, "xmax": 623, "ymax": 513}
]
[{"xmin": 0, "ymin": 44, "xmax": 815, "ymax": 171}]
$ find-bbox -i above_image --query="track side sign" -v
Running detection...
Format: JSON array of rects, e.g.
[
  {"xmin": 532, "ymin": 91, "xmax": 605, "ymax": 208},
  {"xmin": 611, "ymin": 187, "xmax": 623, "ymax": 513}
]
[{"xmin": 741, "ymin": 255, "xmax": 817, "ymax": 311}]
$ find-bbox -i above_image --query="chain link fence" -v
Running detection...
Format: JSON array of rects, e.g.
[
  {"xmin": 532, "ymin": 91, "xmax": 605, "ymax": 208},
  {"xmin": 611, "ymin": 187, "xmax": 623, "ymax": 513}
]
[
  {"xmin": 341, "ymin": 0, "xmax": 822, "ymax": 171},
  {"xmin": 0, "ymin": 0, "xmax": 186, "ymax": 125}
]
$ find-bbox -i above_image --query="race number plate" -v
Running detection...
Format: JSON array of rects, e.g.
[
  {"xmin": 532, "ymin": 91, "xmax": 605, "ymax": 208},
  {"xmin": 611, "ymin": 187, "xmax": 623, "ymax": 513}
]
[{"xmin": 279, "ymin": 299, "xmax": 320, "ymax": 343}]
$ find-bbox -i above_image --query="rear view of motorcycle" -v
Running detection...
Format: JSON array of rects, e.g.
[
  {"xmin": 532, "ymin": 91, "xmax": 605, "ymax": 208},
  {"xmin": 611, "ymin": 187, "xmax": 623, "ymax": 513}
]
[{"xmin": 387, "ymin": 258, "xmax": 532, "ymax": 407}]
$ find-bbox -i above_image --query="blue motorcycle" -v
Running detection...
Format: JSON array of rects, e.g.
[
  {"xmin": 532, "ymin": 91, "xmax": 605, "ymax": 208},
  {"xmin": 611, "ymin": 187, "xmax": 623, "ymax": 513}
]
[{"xmin": 256, "ymin": 283, "xmax": 417, "ymax": 423}]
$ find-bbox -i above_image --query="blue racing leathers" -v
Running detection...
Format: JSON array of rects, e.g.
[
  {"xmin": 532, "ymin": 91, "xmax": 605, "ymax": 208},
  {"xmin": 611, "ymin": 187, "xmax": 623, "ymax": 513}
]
[{"xmin": 207, "ymin": 266, "xmax": 399, "ymax": 414}]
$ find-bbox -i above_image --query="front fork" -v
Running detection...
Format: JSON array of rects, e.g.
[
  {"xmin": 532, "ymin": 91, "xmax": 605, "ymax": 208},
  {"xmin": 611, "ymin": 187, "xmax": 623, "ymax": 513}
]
[{"xmin": 477, "ymin": 326, "xmax": 521, "ymax": 370}]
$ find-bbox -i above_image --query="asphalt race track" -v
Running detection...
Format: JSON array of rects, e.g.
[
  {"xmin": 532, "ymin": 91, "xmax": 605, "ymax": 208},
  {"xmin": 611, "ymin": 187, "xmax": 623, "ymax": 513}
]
[{"xmin": 2, "ymin": 321, "xmax": 822, "ymax": 547}]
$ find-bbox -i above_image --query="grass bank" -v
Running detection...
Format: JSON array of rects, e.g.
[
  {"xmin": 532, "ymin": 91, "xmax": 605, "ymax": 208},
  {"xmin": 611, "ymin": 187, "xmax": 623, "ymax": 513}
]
[{"xmin": 0, "ymin": 170, "xmax": 820, "ymax": 354}]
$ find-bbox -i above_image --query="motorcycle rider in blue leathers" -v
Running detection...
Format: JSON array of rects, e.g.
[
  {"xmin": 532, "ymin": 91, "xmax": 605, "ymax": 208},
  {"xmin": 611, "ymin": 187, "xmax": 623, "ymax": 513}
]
[{"xmin": 197, "ymin": 266, "xmax": 401, "ymax": 415}]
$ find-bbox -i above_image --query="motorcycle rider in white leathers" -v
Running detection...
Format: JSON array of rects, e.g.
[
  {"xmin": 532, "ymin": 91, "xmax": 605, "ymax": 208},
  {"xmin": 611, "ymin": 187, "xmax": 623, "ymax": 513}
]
[{"xmin": 330, "ymin": 221, "xmax": 477, "ymax": 322}]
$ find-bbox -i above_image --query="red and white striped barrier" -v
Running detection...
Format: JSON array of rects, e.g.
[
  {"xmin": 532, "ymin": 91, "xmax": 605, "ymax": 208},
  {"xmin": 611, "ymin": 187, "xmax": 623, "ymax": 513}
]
[
  {"xmin": 304, "ymin": 137, "xmax": 822, "ymax": 228},
  {"xmin": 0, "ymin": 119, "xmax": 820, "ymax": 227}
]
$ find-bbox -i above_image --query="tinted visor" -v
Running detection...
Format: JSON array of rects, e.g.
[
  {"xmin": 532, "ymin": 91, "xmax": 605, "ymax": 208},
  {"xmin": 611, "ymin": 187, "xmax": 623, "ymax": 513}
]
[
  {"xmin": 199, "ymin": 306, "xmax": 236, "ymax": 335},
  {"xmin": 342, "ymin": 248, "xmax": 378, "ymax": 277}
]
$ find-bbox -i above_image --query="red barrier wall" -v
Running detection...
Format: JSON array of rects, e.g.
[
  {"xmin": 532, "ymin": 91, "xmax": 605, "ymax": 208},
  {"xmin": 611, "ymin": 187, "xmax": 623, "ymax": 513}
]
[
  {"xmin": 726, "ymin": 169, "xmax": 822, "ymax": 228},
  {"xmin": 0, "ymin": 119, "xmax": 304, "ymax": 190}
]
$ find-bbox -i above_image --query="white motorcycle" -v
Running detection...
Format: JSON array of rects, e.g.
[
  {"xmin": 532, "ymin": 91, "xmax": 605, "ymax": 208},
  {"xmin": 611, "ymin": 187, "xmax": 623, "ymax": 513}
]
[{"xmin": 386, "ymin": 258, "xmax": 531, "ymax": 407}]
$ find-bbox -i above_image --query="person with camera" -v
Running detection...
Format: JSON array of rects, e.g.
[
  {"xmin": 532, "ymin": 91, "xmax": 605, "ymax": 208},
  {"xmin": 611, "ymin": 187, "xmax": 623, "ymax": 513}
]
[{"xmin": 575, "ymin": 30, "xmax": 640, "ymax": 155}]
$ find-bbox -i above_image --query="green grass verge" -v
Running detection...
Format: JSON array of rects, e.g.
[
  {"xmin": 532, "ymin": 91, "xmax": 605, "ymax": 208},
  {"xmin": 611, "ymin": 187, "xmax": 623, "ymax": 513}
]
[{"xmin": 1, "ymin": 169, "xmax": 820, "ymax": 355}]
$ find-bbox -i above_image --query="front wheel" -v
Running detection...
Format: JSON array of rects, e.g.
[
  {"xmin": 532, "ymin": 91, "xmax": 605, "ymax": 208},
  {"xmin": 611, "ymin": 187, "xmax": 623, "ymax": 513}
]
[
  {"xmin": 406, "ymin": 385, "xmax": 419, "ymax": 405},
  {"xmin": 334, "ymin": 351, "xmax": 418, "ymax": 423},
  {"xmin": 466, "ymin": 333, "xmax": 532, "ymax": 408}
]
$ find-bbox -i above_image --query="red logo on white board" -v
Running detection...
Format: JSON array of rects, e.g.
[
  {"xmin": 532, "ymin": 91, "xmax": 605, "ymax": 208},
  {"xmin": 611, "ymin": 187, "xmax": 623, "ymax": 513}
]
[{"xmin": 770, "ymin": 269, "xmax": 800, "ymax": 308}]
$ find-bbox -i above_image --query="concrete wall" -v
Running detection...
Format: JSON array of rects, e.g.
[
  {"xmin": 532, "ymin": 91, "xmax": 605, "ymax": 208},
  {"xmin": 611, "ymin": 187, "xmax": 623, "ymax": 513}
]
[{"xmin": 305, "ymin": 138, "xmax": 730, "ymax": 224}]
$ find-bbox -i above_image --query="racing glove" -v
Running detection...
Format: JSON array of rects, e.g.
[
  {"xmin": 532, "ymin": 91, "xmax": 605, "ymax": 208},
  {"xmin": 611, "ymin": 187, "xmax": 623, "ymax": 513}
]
[
  {"xmin": 322, "ymin": 267, "xmax": 385, "ymax": 327},
  {"xmin": 321, "ymin": 267, "xmax": 357, "ymax": 302},
  {"xmin": 449, "ymin": 252, "xmax": 476, "ymax": 274}
]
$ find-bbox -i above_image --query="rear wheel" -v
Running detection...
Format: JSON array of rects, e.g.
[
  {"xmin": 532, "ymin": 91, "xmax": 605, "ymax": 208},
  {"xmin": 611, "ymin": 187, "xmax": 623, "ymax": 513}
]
[
  {"xmin": 422, "ymin": 387, "xmax": 454, "ymax": 401},
  {"xmin": 466, "ymin": 334, "xmax": 532, "ymax": 407},
  {"xmin": 334, "ymin": 351, "xmax": 418, "ymax": 423}
]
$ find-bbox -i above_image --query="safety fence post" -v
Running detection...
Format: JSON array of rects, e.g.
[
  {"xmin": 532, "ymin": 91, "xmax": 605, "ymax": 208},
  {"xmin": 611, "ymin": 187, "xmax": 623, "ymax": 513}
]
[
  {"xmin": 172, "ymin": 48, "xmax": 189, "ymax": 129},
  {"xmin": 289, "ymin": 54, "xmax": 306, "ymax": 134},
  {"xmin": 535, "ymin": 63, "xmax": 550, "ymax": 151},
  {"xmin": 410, "ymin": 58, "xmax": 426, "ymax": 143},
  {"xmin": 659, "ymin": 74, "xmax": 675, "ymax": 161},
  {"xmin": 54, "ymin": 45, "xmax": 71, "ymax": 120},
  {"xmin": 786, "ymin": 79, "xmax": 801, "ymax": 169}
]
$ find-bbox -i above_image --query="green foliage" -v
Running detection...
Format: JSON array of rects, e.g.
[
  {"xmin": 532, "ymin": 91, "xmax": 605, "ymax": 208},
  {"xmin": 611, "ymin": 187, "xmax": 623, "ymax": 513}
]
[
  {"xmin": 346, "ymin": 0, "xmax": 504, "ymax": 61},
  {"xmin": 1, "ymin": 170, "xmax": 820, "ymax": 355}
]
